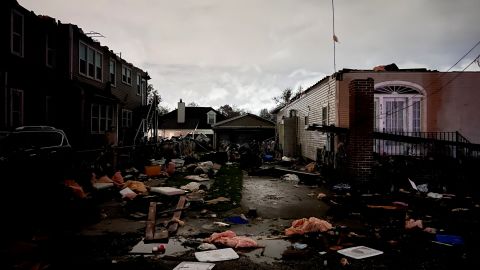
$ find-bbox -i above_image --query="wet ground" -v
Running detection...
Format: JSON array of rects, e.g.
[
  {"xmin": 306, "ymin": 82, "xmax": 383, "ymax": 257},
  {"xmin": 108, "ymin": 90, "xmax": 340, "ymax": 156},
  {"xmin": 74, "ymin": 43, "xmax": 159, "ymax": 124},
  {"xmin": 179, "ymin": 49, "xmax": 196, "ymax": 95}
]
[
  {"xmin": 241, "ymin": 175, "xmax": 329, "ymax": 219},
  {"xmin": 3, "ymin": 164, "xmax": 480, "ymax": 269}
]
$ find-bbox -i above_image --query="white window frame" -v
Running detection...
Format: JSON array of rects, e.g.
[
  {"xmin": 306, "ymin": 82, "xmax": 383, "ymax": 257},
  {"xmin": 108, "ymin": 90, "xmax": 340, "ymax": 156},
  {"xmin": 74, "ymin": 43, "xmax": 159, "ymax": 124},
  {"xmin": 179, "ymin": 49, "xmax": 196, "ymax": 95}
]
[
  {"xmin": 207, "ymin": 111, "xmax": 216, "ymax": 125},
  {"xmin": 321, "ymin": 105, "xmax": 328, "ymax": 126},
  {"xmin": 109, "ymin": 59, "xmax": 116, "ymax": 86},
  {"xmin": 11, "ymin": 9, "xmax": 24, "ymax": 57},
  {"xmin": 10, "ymin": 89, "xmax": 24, "ymax": 127},
  {"xmin": 122, "ymin": 65, "xmax": 132, "ymax": 85},
  {"xmin": 91, "ymin": 104, "xmax": 113, "ymax": 134},
  {"xmin": 46, "ymin": 34, "xmax": 55, "ymax": 68},
  {"xmin": 79, "ymin": 41, "xmax": 103, "ymax": 82},
  {"xmin": 375, "ymin": 93, "xmax": 423, "ymax": 133},
  {"xmin": 136, "ymin": 73, "xmax": 141, "ymax": 95},
  {"xmin": 122, "ymin": 109, "xmax": 132, "ymax": 128}
]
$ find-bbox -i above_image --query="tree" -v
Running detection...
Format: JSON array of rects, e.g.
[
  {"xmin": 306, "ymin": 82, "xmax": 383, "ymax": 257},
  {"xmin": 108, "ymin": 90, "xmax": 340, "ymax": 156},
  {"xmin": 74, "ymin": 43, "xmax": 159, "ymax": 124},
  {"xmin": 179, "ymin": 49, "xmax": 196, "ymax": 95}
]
[
  {"xmin": 218, "ymin": 104, "xmax": 246, "ymax": 118},
  {"xmin": 273, "ymin": 88, "xmax": 293, "ymax": 105},
  {"xmin": 259, "ymin": 108, "xmax": 275, "ymax": 122},
  {"xmin": 146, "ymin": 84, "xmax": 170, "ymax": 115},
  {"xmin": 187, "ymin": 102, "xmax": 199, "ymax": 107}
]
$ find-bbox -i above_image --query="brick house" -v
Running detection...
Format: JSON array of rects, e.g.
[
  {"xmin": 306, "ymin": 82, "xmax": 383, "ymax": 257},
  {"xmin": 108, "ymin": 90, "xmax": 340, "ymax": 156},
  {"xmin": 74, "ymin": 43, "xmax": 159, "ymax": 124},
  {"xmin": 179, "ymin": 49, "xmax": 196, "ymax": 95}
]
[
  {"xmin": 1, "ymin": 0, "xmax": 150, "ymax": 148},
  {"xmin": 273, "ymin": 65, "xmax": 480, "ymax": 162}
]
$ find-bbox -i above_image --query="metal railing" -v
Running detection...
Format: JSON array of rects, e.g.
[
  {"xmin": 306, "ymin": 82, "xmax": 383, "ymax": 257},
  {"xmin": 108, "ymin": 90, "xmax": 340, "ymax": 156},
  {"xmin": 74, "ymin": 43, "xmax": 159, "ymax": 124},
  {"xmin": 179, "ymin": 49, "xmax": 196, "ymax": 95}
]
[{"xmin": 373, "ymin": 130, "xmax": 480, "ymax": 158}]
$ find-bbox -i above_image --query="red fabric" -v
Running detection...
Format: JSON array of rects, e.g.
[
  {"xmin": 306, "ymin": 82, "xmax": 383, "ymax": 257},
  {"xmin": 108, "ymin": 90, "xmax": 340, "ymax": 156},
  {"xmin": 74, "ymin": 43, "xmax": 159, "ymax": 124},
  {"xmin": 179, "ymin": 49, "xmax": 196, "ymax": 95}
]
[
  {"xmin": 205, "ymin": 230, "xmax": 258, "ymax": 248},
  {"xmin": 285, "ymin": 217, "xmax": 332, "ymax": 236}
]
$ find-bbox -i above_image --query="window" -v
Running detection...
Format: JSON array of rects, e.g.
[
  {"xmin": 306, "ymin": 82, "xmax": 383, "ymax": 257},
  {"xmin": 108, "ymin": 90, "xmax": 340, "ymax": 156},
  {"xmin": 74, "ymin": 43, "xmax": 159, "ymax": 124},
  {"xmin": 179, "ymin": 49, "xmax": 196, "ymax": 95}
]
[
  {"xmin": 79, "ymin": 43, "xmax": 87, "ymax": 74},
  {"xmin": 11, "ymin": 89, "xmax": 24, "ymax": 127},
  {"xmin": 375, "ymin": 84, "xmax": 423, "ymax": 133},
  {"xmin": 91, "ymin": 104, "xmax": 113, "ymax": 134},
  {"xmin": 289, "ymin": 109, "xmax": 297, "ymax": 117},
  {"xmin": 122, "ymin": 65, "xmax": 132, "ymax": 85},
  {"xmin": 79, "ymin": 41, "xmax": 102, "ymax": 81},
  {"xmin": 87, "ymin": 47, "xmax": 95, "ymax": 77},
  {"xmin": 412, "ymin": 98, "xmax": 421, "ymax": 132},
  {"xmin": 95, "ymin": 51, "xmax": 102, "ymax": 80},
  {"xmin": 11, "ymin": 10, "xmax": 24, "ymax": 57},
  {"xmin": 109, "ymin": 59, "xmax": 116, "ymax": 86},
  {"xmin": 141, "ymin": 79, "xmax": 147, "ymax": 105},
  {"xmin": 46, "ymin": 34, "xmax": 55, "ymax": 67},
  {"xmin": 207, "ymin": 111, "xmax": 216, "ymax": 125},
  {"xmin": 136, "ymin": 73, "xmax": 141, "ymax": 95},
  {"xmin": 122, "ymin": 109, "xmax": 132, "ymax": 127},
  {"xmin": 384, "ymin": 99, "xmax": 405, "ymax": 133},
  {"xmin": 322, "ymin": 106, "xmax": 328, "ymax": 126}
]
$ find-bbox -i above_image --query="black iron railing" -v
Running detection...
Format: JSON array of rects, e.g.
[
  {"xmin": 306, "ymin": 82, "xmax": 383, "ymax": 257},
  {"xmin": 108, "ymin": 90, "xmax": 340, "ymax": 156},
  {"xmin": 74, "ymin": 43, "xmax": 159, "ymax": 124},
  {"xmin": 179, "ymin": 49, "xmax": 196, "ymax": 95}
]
[{"xmin": 373, "ymin": 130, "xmax": 480, "ymax": 158}]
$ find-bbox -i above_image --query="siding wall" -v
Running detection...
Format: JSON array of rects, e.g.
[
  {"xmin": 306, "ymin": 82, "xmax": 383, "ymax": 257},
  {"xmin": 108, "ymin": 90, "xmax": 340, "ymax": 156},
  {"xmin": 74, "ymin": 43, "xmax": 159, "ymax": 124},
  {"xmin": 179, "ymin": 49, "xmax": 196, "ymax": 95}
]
[{"xmin": 276, "ymin": 76, "xmax": 338, "ymax": 160}]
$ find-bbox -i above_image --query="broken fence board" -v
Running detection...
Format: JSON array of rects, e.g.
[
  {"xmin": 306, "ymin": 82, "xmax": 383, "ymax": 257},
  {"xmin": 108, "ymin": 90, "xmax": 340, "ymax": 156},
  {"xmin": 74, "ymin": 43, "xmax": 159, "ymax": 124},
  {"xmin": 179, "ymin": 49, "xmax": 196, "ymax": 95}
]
[
  {"xmin": 168, "ymin": 195, "xmax": 187, "ymax": 234},
  {"xmin": 145, "ymin": 202, "xmax": 157, "ymax": 241}
]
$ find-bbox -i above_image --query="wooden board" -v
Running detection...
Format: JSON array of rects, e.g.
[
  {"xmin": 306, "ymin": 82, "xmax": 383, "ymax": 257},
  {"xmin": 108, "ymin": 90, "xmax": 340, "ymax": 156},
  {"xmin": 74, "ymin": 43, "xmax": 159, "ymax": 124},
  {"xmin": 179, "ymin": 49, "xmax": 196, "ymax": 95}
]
[
  {"xmin": 168, "ymin": 195, "xmax": 187, "ymax": 234},
  {"xmin": 145, "ymin": 202, "xmax": 156, "ymax": 241}
]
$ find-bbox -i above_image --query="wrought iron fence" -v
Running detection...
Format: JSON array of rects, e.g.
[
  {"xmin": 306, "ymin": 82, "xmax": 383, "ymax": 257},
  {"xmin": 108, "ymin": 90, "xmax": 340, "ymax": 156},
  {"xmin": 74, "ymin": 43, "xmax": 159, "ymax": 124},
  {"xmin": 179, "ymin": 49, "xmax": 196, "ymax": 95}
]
[{"xmin": 373, "ymin": 131, "xmax": 480, "ymax": 159}]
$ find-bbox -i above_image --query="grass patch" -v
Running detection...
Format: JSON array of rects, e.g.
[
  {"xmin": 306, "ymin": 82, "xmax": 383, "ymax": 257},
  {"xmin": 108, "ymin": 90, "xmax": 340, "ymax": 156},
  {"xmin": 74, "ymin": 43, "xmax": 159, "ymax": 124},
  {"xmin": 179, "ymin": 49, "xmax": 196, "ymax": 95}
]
[{"xmin": 205, "ymin": 164, "xmax": 243, "ymax": 212}]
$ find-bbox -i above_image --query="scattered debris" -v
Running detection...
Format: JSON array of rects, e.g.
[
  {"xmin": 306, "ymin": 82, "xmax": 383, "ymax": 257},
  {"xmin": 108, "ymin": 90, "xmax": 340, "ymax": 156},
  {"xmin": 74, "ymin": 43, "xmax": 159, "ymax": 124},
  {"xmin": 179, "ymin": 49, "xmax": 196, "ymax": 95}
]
[
  {"xmin": 124, "ymin": 180, "xmax": 148, "ymax": 194},
  {"xmin": 224, "ymin": 215, "xmax": 249, "ymax": 224},
  {"xmin": 181, "ymin": 182, "xmax": 202, "ymax": 192},
  {"xmin": 204, "ymin": 230, "xmax": 258, "ymax": 248},
  {"xmin": 173, "ymin": 262, "xmax": 215, "ymax": 270},
  {"xmin": 285, "ymin": 217, "xmax": 333, "ymax": 236},
  {"xmin": 195, "ymin": 248, "xmax": 239, "ymax": 262},
  {"xmin": 405, "ymin": 219, "xmax": 423, "ymax": 230},
  {"xmin": 340, "ymin": 257, "xmax": 350, "ymax": 266},
  {"xmin": 337, "ymin": 246, "xmax": 383, "ymax": 259},
  {"xmin": 280, "ymin": 174, "xmax": 300, "ymax": 183},
  {"xmin": 292, "ymin": 243, "xmax": 308, "ymax": 250},
  {"xmin": 150, "ymin": 187, "xmax": 185, "ymax": 196},
  {"xmin": 119, "ymin": 187, "xmax": 137, "ymax": 200},
  {"xmin": 168, "ymin": 195, "xmax": 187, "ymax": 234},
  {"xmin": 317, "ymin": 193, "xmax": 327, "ymax": 199},
  {"xmin": 64, "ymin": 179, "xmax": 87, "ymax": 198},
  {"xmin": 427, "ymin": 192, "xmax": 443, "ymax": 199},
  {"xmin": 332, "ymin": 183, "xmax": 351, "ymax": 191},
  {"xmin": 185, "ymin": 175, "xmax": 210, "ymax": 182},
  {"xmin": 205, "ymin": 197, "xmax": 231, "ymax": 205},
  {"xmin": 433, "ymin": 234, "xmax": 464, "ymax": 246},
  {"xmin": 213, "ymin": 222, "xmax": 231, "ymax": 227},
  {"xmin": 198, "ymin": 243, "xmax": 217, "ymax": 251},
  {"xmin": 145, "ymin": 165, "xmax": 162, "ymax": 177}
]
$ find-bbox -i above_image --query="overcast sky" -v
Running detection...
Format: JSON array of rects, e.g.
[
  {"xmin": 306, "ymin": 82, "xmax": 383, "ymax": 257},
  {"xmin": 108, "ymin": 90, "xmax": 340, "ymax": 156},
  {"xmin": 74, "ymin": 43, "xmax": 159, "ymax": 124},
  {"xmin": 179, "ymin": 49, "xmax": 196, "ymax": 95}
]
[{"xmin": 21, "ymin": 0, "xmax": 480, "ymax": 113}]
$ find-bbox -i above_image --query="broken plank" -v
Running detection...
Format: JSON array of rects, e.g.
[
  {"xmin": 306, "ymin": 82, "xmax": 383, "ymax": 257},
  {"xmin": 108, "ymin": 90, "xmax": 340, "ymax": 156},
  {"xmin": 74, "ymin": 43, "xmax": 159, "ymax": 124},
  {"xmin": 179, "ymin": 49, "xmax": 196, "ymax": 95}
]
[
  {"xmin": 145, "ymin": 202, "xmax": 157, "ymax": 241},
  {"xmin": 168, "ymin": 195, "xmax": 187, "ymax": 234}
]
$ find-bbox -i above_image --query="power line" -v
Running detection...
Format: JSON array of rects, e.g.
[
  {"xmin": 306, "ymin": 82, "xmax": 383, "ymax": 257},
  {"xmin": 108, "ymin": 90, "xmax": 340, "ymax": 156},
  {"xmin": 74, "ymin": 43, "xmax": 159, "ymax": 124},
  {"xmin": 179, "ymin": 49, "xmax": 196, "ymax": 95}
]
[{"xmin": 375, "ymin": 39, "xmax": 480, "ymax": 120}]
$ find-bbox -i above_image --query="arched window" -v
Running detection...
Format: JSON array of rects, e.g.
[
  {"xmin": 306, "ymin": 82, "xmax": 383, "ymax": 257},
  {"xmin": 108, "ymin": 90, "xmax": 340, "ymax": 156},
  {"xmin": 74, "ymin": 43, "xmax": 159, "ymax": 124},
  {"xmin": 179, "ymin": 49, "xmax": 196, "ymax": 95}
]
[{"xmin": 374, "ymin": 83, "xmax": 424, "ymax": 133}]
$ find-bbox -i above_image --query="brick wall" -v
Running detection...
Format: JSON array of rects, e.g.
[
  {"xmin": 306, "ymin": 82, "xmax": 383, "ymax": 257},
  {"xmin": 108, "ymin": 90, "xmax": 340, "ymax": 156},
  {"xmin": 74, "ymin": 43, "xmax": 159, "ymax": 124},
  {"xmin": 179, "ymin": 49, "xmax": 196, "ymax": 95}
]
[{"xmin": 347, "ymin": 78, "xmax": 374, "ymax": 184}]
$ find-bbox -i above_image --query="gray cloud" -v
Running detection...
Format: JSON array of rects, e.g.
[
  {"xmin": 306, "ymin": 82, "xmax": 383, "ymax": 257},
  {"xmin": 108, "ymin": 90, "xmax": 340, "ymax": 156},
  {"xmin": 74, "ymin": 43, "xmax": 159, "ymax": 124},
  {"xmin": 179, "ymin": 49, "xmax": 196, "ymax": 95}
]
[{"xmin": 21, "ymin": 0, "xmax": 480, "ymax": 112}]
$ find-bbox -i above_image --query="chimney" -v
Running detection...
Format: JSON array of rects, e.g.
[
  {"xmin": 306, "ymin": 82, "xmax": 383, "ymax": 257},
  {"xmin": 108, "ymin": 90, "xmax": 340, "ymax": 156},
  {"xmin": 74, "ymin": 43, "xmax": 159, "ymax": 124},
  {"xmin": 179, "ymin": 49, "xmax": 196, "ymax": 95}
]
[{"xmin": 177, "ymin": 99, "xmax": 185, "ymax": 123}]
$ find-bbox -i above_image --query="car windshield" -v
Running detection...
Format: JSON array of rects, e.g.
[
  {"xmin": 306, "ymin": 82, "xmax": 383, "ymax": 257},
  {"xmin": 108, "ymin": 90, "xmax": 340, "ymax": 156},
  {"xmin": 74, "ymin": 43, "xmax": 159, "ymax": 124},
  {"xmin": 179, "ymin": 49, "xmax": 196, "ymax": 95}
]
[{"xmin": 0, "ymin": 131, "xmax": 63, "ymax": 152}]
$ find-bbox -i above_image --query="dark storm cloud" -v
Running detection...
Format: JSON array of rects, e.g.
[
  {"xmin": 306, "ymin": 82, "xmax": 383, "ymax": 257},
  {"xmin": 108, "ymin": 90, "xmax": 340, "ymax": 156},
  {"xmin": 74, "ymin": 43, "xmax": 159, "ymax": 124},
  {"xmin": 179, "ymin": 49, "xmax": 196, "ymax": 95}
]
[{"xmin": 21, "ymin": 0, "xmax": 480, "ymax": 111}]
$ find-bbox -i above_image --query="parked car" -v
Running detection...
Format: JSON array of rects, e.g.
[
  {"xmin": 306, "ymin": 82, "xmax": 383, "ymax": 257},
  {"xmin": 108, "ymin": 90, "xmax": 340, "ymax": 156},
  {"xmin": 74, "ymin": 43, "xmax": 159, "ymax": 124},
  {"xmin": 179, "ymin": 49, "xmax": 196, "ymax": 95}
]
[
  {"xmin": 0, "ymin": 126, "xmax": 75, "ymax": 234},
  {"xmin": 0, "ymin": 126, "xmax": 72, "ymax": 164}
]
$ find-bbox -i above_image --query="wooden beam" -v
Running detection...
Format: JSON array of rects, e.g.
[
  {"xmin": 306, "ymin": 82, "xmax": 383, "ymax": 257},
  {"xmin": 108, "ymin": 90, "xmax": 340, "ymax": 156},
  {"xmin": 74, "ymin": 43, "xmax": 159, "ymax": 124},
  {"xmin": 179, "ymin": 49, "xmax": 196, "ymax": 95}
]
[
  {"xmin": 168, "ymin": 195, "xmax": 187, "ymax": 234},
  {"xmin": 145, "ymin": 202, "xmax": 156, "ymax": 242}
]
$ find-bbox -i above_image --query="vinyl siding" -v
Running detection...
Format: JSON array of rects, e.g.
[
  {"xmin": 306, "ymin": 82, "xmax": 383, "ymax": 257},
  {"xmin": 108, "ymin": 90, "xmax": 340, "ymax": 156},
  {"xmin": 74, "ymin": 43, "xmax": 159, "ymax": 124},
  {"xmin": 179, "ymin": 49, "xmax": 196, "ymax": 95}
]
[{"xmin": 276, "ymin": 76, "xmax": 338, "ymax": 160}]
